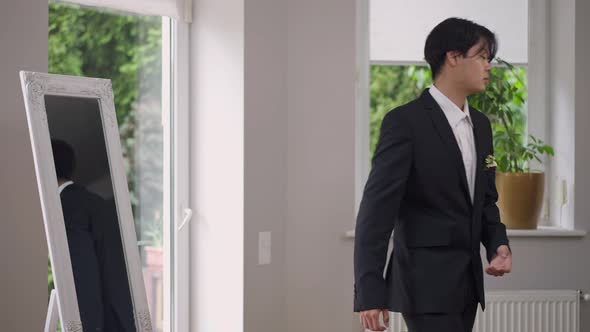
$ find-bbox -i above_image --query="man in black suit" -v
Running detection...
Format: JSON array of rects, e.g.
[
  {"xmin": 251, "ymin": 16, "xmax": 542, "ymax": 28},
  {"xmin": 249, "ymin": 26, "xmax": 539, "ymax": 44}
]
[
  {"xmin": 52, "ymin": 139, "xmax": 136, "ymax": 331},
  {"xmin": 354, "ymin": 18, "xmax": 512, "ymax": 332}
]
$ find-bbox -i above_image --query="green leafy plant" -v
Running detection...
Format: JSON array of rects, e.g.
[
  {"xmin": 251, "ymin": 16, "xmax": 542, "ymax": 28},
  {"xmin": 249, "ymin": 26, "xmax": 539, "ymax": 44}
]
[{"xmin": 468, "ymin": 58, "xmax": 554, "ymax": 173}]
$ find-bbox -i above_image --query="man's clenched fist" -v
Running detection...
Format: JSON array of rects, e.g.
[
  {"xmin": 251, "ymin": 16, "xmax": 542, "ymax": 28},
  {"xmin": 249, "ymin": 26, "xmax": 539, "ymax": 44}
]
[
  {"xmin": 485, "ymin": 245, "xmax": 512, "ymax": 277},
  {"xmin": 360, "ymin": 309, "xmax": 389, "ymax": 331}
]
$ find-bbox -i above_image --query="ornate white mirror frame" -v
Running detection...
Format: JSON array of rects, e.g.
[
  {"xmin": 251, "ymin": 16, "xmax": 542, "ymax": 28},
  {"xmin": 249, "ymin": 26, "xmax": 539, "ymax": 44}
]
[{"xmin": 19, "ymin": 71, "xmax": 152, "ymax": 332}]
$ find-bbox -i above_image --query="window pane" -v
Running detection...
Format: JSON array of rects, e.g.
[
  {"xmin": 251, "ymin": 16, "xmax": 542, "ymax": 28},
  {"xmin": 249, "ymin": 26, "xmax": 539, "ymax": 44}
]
[
  {"xmin": 369, "ymin": 64, "xmax": 528, "ymax": 167},
  {"xmin": 369, "ymin": 65, "xmax": 432, "ymax": 160},
  {"xmin": 370, "ymin": 0, "xmax": 528, "ymax": 63},
  {"xmin": 48, "ymin": 3, "xmax": 170, "ymax": 331}
]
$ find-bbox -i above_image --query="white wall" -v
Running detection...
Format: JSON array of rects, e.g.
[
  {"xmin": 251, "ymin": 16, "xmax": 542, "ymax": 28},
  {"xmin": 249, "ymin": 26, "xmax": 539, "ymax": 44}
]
[
  {"xmin": 244, "ymin": 0, "xmax": 287, "ymax": 331},
  {"xmin": 546, "ymin": 0, "xmax": 576, "ymax": 230},
  {"xmin": 574, "ymin": 0, "xmax": 590, "ymax": 327},
  {"xmin": 526, "ymin": 0, "xmax": 552, "ymax": 226},
  {"xmin": 285, "ymin": 0, "xmax": 357, "ymax": 331},
  {"xmin": 190, "ymin": 0, "xmax": 357, "ymax": 330},
  {"xmin": 189, "ymin": 0, "xmax": 245, "ymax": 331},
  {"xmin": 0, "ymin": 0, "xmax": 48, "ymax": 330},
  {"xmin": 189, "ymin": 0, "xmax": 590, "ymax": 331}
]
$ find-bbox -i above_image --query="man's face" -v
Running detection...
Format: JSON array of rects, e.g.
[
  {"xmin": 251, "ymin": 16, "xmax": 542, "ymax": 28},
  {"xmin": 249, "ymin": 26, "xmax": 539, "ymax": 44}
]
[{"xmin": 455, "ymin": 40, "xmax": 492, "ymax": 95}]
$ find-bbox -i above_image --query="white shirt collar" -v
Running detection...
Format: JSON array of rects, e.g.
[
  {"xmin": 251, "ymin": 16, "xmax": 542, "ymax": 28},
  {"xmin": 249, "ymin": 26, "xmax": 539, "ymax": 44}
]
[
  {"xmin": 58, "ymin": 180, "xmax": 74, "ymax": 194},
  {"xmin": 428, "ymin": 85, "xmax": 473, "ymax": 128}
]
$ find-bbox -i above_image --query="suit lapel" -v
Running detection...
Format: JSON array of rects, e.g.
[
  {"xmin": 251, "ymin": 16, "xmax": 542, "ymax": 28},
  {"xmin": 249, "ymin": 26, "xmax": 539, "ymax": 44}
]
[{"xmin": 421, "ymin": 90, "xmax": 472, "ymax": 206}]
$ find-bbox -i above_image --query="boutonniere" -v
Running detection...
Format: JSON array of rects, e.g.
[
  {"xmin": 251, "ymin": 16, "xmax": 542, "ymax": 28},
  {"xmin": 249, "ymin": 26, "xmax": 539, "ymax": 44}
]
[{"xmin": 484, "ymin": 154, "xmax": 497, "ymax": 172}]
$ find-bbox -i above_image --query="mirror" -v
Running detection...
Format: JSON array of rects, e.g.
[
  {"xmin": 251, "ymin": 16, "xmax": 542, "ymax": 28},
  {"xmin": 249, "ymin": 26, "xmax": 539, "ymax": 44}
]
[
  {"xmin": 46, "ymin": 95, "xmax": 136, "ymax": 331},
  {"xmin": 20, "ymin": 72, "xmax": 151, "ymax": 332}
]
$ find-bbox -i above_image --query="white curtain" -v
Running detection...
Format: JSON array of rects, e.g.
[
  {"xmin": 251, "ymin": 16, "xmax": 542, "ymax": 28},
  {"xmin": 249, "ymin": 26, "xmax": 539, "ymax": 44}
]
[
  {"xmin": 370, "ymin": 0, "xmax": 528, "ymax": 64},
  {"xmin": 57, "ymin": 0, "xmax": 192, "ymax": 22}
]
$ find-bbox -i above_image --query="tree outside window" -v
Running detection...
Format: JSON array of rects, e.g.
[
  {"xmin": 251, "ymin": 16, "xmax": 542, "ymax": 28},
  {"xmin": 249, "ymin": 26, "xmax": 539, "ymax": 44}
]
[{"xmin": 48, "ymin": 3, "xmax": 166, "ymax": 331}]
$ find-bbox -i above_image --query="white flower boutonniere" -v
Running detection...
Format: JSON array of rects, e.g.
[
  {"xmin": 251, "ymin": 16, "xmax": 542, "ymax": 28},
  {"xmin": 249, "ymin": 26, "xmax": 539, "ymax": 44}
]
[{"xmin": 485, "ymin": 154, "xmax": 497, "ymax": 172}]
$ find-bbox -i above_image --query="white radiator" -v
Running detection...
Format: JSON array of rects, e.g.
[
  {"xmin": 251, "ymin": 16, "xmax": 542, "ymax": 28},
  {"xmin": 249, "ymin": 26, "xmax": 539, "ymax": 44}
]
[{"xmin": 382, "ymin": 290, "xmax": 587, "ymax": 332}]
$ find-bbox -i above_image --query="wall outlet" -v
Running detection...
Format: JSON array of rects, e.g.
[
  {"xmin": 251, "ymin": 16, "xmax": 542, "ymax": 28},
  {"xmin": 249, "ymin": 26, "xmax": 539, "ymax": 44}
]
[{"xmin": 258, "ymin": 231, "xmax": 271, "ymax": 265}]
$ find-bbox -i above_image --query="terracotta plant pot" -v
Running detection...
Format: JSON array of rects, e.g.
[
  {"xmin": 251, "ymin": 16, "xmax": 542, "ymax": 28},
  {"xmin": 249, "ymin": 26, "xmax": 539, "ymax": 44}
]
[{"xmin": 495, "ymin": 172, "xmax": 545, "ymax": 229}]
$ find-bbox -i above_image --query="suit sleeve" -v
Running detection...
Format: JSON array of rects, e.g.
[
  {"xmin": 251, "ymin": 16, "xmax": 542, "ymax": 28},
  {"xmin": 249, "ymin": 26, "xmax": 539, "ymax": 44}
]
[
  {"xmin": 481, "ymin": 118, "xmax": 510, "ymax": 263},
  {"xmin": 354, "ymin": 110, "xmax": 412, "ymax": 312}
]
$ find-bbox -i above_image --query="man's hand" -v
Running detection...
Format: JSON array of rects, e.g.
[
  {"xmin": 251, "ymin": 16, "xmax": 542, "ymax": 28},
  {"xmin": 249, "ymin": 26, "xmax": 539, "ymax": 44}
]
[
  {"xmin": 359, "ymin": 309, "xmax": 389, "ymax": 331},
  {"xmin": 485, "ymin": 245, "xmax": 512, "ymax": 277}
]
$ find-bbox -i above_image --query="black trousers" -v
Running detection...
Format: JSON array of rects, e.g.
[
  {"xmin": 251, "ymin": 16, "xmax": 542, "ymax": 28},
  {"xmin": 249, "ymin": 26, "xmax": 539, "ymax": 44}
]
[{"xmin": 401, "ymin": 270, "xmax": 478, "ymax": 332}]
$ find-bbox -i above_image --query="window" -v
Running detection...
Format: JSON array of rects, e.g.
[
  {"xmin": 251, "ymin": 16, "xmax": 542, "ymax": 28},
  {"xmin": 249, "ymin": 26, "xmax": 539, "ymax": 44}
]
[
  {"xmin": 368, "ymin": 0, "xmax": 530, "ymax": 165},
  {"xmin": 355, "ymin": 0, "xmax": 580, "ymax": 232},
  {"xmin": 48, "ymin": 3, "xmax": 173, "ymax": 331},
  {"xmin": 369, "ymin": 65, "xmax": 528, "ymax": 168},
  {"xmin": 369, "ymin": 65, "xmax": 431, "ymax": 160},
  {"xmin": 359, "ymin": 0, "xmax": 586, "ymax": 234}
]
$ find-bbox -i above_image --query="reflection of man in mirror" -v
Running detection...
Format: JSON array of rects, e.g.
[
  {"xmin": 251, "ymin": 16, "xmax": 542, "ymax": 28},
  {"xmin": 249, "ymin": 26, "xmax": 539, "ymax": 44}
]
[{"xmin": 52, "ymin": 139, "xmax": 136, "ymax": 332}]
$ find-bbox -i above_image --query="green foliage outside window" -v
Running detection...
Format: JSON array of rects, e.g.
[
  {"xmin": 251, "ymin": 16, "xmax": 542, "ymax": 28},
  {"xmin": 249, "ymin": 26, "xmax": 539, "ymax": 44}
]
[
  {"xmin": 49, "ymin": 3, "xmax": 162, "ymax": 205},
  {"xmin": 369, "ymin": 65, "xmax": 432, "ymax": 159},
  {"xmin": 47, "ymin": 2, "xmax": 164, "ymax": 309},
  {"xmin": 369, "ymin": 64, "xmax": 531, "ymax": 169}
]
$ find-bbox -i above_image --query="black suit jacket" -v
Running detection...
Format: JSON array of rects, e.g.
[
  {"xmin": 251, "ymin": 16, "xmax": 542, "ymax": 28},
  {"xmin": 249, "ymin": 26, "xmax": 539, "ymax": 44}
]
[
  {"xmin": 100, "ymin": 198, "xmax": 137, "ymax": 332},
  {"xmin": 61, "ymin": 184, "xmax": 136, "ymax": 331},
  {"xmin": 61, "ymin": 184, "xmax": 105, "ymax": 331},
  {"xmin": 353, "ymin": 89, "xmax": 510, "ymax": 313}
]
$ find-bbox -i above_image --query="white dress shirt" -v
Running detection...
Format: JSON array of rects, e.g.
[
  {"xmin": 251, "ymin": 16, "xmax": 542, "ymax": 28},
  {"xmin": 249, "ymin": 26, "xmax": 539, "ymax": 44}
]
[
  {"xmin": 58, "ymin": 180, "xmax": 74, "ymax": 194},
  {"xmin": 429, "ymin": 85, "xmax": 476, "ymax": 203}
]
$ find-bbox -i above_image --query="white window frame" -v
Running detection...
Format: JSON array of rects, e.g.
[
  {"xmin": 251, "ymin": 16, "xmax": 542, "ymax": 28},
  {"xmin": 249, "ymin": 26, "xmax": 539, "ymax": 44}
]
[
  {"xmin": 135, "ymin": 15, "xmax": 192, "ymax": 332},
  {"xmin": 49, "ymin": 2, "xmax": 193, "ymax": 330},
  {"xmin": 169, "ymin": 19, "xmax": 191, "ymax": 332},
  {"xmin": 353, "ymin": 0, "xmax": 585, "ymax": 237},
  {"xmin": 128, "ymin": 16, "xmax": 191, "ymax": 332},
  {"xmin": 118, "ymin": 16, "xmax": 192, "ymax": 332},
  {"xmin": 162, "ymin": 16, "xmax": 192, "ymax": 332}
]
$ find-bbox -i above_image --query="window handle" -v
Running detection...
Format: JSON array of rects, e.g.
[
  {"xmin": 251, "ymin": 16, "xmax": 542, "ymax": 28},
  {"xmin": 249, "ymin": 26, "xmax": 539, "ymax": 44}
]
[{"xmin": 178, "ymin": 208, "xmax": 193, "ymax": 231}]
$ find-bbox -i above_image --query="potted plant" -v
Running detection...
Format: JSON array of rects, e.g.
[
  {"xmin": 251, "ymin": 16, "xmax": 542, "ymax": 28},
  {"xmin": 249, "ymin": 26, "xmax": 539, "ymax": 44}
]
[{"xmin": 469, "ymin": 58, "xmax": 555, "ymax": 229}]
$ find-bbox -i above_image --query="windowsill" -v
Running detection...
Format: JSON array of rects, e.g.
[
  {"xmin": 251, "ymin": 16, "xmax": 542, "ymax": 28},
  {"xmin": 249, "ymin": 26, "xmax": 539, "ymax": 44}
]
[
  {"xmin": 344, "ymin": 226, "xmax": 586, "ymax": 239},
  {"xmin": 507, "ymin": 226, "xmax": 586, "ymax": 237}
]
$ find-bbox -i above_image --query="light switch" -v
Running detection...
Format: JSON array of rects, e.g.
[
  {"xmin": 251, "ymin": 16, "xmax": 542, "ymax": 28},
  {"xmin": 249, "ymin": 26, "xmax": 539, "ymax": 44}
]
[{"xmin": 258, "ymin": 231, "xmax": 271, "ymax": 265}]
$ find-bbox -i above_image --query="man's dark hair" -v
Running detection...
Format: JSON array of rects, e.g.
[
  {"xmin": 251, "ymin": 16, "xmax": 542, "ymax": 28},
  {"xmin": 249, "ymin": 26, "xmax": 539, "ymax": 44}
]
[
  {"xmin": 51, "ymin": 139, "xmax": 76, "ymax": 180},
  {"xmin": 424, "ymin": 17, "xmax": 498, "ymax": 80}
]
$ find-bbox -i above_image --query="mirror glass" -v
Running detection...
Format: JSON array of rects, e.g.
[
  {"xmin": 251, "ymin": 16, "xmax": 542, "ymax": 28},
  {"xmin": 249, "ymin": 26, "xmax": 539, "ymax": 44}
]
[{"xmin": 45, "ymin": 94, "xmax": 136, "ymax": 331}]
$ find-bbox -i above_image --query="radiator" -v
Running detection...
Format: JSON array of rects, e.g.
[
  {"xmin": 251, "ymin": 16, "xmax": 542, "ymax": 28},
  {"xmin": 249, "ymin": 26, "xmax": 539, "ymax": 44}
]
[{"xmin": 382, "ymin": 290, "xmax": 585, "ymax": 332}]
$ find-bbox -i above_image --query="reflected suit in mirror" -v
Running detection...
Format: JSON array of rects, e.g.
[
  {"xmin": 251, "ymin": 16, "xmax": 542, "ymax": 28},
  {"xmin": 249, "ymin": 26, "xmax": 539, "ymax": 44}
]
[{"xmin": 52, "ymin": 139, "xmax": 136, "ymax": 332}]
